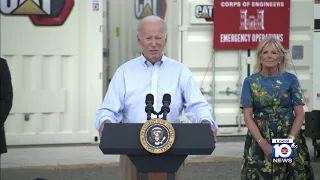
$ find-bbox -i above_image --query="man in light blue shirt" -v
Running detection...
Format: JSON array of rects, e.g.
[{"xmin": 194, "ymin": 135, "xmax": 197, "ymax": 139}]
[{"xmin": 95, "ymin": 15, "xmax": 218, "ymax": 180}]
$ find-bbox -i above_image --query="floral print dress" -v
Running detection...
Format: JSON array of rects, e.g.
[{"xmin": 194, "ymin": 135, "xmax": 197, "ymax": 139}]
[{"xmin": 239, "ymin": 72, "xmax": 314, "ymax": 180}]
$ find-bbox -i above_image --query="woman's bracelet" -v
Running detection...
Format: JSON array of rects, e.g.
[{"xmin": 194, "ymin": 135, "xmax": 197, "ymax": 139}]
[
  {"xmin": 288, "ymin": 135, "xmax": 295, "ymax": 140},
  {"xmin": 257, "ymin": 137, "xmax": 263, "ymax": 143}
]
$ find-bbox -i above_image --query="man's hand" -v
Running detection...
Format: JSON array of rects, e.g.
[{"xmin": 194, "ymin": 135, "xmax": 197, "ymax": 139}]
[
  {"xmin": 201, "ymin": 120, "xmax": 217, "ymax": 143},
  {"xmin": 99, "ymin": 120, "xmax": 112, "ymax": 138},
  {"xmin": 211, "ymin": 125, "xmax": 217, "ymax": 143}
]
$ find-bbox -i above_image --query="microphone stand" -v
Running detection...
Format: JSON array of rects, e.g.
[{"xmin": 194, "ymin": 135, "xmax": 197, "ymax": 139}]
[
  {"xmin": 145, "ymin": 103, "xmax": 156, "ymax": 120},
  {"xmin": 159, "ymin": 104, "xmax": 170, "ymax": 120},
  {"xmin": 162, "ymin": 110, "xmax": 168, "ymax": 120},
  {"xmin": 147, "ymin": 113, "xmax": 151, "ymax": 120},
  {"xmin": 145, "ymin": 105, "xmax": 162, "ymax": 120},
  {"xmin": 152, "ymin": 110, "xmax": 160, "ymax": 119}
]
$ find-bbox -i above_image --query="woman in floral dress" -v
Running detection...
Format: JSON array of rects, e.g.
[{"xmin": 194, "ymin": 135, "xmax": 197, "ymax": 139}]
[{"xmin": 239, "ymin": 37, "xmax": 314, "ymax": 180}]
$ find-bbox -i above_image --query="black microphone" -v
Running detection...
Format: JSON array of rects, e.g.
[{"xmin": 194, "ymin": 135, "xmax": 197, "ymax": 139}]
[
  {"xmin": 160, "ymin": 93, "xmax": 171, "ymax": 120},
  {"xmin": 145, "ymin": 94, "xmax": 154, "ymax": 120}
]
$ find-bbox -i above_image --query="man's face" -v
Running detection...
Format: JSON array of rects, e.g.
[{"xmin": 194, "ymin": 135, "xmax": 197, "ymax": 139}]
[{"xmin": 137, "ymin": 21, "xmax": 167, "ymax": 63}]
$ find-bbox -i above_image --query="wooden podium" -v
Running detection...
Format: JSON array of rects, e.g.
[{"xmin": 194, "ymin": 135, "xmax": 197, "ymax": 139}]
[{"xmin": 99, "ymin": 120, "xmax": 215, "ymax": 180}]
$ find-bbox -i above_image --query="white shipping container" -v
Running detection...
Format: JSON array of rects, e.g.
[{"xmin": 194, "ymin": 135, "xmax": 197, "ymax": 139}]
[
  {"xmin": 314, "ymin": 3, "xmax": 320, "ymax": 109},
  {"xmin": 1, "ymin": 1, "xmax": 104, "ymax": 145}
]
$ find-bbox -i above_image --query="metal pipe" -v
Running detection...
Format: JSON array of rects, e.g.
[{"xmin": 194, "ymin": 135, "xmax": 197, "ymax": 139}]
[
  {"xmin": 211, "ymin": 51, "xmax": 216, "ymax": 120},
  {"xmin": 237, "ymin": 50, "xmax": 242, "ymax": 132},
  {"xmin": 199, "ymin": 51, "xmax": 215, "ymax": 121}
]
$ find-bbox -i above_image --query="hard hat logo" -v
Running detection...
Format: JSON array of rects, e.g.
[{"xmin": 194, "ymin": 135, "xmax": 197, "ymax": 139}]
[
  {"xmin": 0, "ymin": 0, "xmax": 74, "ymax": 26},
  {"xmin": 135, "ymin": 0, "xmax": 167, "ymax": 20}
]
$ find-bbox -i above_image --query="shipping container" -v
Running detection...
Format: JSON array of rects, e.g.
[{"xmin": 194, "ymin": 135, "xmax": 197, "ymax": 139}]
[
  {"xmin": 1, "ymin": 0, "xmax": 104, "ymax": 145},
  {"xmin": 314, "ymin": 3, "xmax": 320, "ymax": 108}
]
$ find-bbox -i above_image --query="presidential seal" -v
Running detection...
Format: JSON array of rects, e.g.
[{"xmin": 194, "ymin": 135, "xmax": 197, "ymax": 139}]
[{"xmin": 140, "ymin": 118, "xmax": 175, "ymax": 154}]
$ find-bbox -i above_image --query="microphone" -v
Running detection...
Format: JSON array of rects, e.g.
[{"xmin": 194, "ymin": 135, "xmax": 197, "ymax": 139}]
[
  {"xmin": 145, "ymin": 94, "xmax": 155, "ymax": 120},
  {"xmin": 160, "ymin": 93, "xmax": 171, "ymax": 120}
]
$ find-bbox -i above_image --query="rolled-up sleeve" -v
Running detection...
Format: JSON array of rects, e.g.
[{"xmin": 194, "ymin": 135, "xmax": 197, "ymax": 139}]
[
  {"xmin": 181, "ymin": 66, "xmax": 218, "ymax": 130},
  {"xmin": 94, "ymin": 68, "xmax": 125, "ymax": 131}
]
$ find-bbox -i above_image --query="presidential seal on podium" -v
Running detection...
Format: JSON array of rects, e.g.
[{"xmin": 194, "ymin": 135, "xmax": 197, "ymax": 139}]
[{"xmin": 140, "ymin": 118, "xmax": 175, "ymax": 154}]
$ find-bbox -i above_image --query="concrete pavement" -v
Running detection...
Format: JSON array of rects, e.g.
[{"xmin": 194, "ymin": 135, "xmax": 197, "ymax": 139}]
[
  {"xmin": 0, "ymin": 137, "xmax": 318, "ymax": 180},
  {"xmin": 1, "ymin": 140, "xmax": 247, "ymax": 168},
  {"xmin": 1, "ymin": 137, "xmax": 315, "ymax": 168}
]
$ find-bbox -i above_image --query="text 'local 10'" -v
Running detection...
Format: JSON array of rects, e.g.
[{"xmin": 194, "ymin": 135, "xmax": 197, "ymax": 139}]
[{"xmin": 272, "ymin": 139, "xmax": 298, "ymax": 164}]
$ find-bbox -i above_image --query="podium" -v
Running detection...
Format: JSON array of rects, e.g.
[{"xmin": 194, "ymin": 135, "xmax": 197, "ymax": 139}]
[{"xmin": 99, "ymin": 119, "xmax": 215, "ymax": 180}]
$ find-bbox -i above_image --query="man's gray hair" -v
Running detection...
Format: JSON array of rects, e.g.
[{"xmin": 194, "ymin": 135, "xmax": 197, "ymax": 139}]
[{"xmin": 136, "ymin": 15, "xmax": 167, "ymax": 38}]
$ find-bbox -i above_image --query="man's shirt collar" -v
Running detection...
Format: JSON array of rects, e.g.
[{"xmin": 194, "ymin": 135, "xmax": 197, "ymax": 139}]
[{"xmin": 140, "ymin": 53, "xmax": 165, "ymax": 69}]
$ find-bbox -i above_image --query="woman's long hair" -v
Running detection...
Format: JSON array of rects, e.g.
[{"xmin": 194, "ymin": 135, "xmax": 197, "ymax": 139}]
[{"xmin": 253, "ymin": 37, "xmax": 292, "ymax": 74}]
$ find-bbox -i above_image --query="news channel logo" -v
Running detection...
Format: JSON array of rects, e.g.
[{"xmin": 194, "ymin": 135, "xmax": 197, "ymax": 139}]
[{"xmin": 272, "ymin": 138, "xmax": 298, "ymax": 163}]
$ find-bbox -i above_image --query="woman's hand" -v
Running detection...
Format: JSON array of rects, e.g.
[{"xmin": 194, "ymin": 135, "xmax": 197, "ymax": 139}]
[{"xmin": 259, "ymin": 139, "xmax": 272, "ymax": 159}]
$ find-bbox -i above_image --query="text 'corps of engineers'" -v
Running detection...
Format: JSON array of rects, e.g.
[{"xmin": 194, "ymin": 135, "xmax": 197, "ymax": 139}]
[{"xmin": 219, "ymin": 1, "xmax": 285, "ymax": 43}]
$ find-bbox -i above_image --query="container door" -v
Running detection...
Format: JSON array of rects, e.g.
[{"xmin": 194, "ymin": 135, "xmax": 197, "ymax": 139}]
[
  {"xmin": 284, "ymin": 0, "xmax": 314, "ymax": 129},
  {"xmin": 179, "ymin": 0, "xmax": 248, "ymax": 136},
  {"xmin": 180, "ymin": 0, "xmax": 314, "ymax": 136},
  {"xmin": 1, "ymin": 0, "xmax": 103, "ymax": 145},
  {"xmin": 313, "ymin": 2, "xmax": 320, "ymax": 111}
]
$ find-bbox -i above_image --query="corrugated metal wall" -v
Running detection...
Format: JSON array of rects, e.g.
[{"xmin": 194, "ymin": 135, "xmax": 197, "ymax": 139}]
[{"xmin": 1, "ymin": 1, "xmax": 103, "ymax": 145}]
